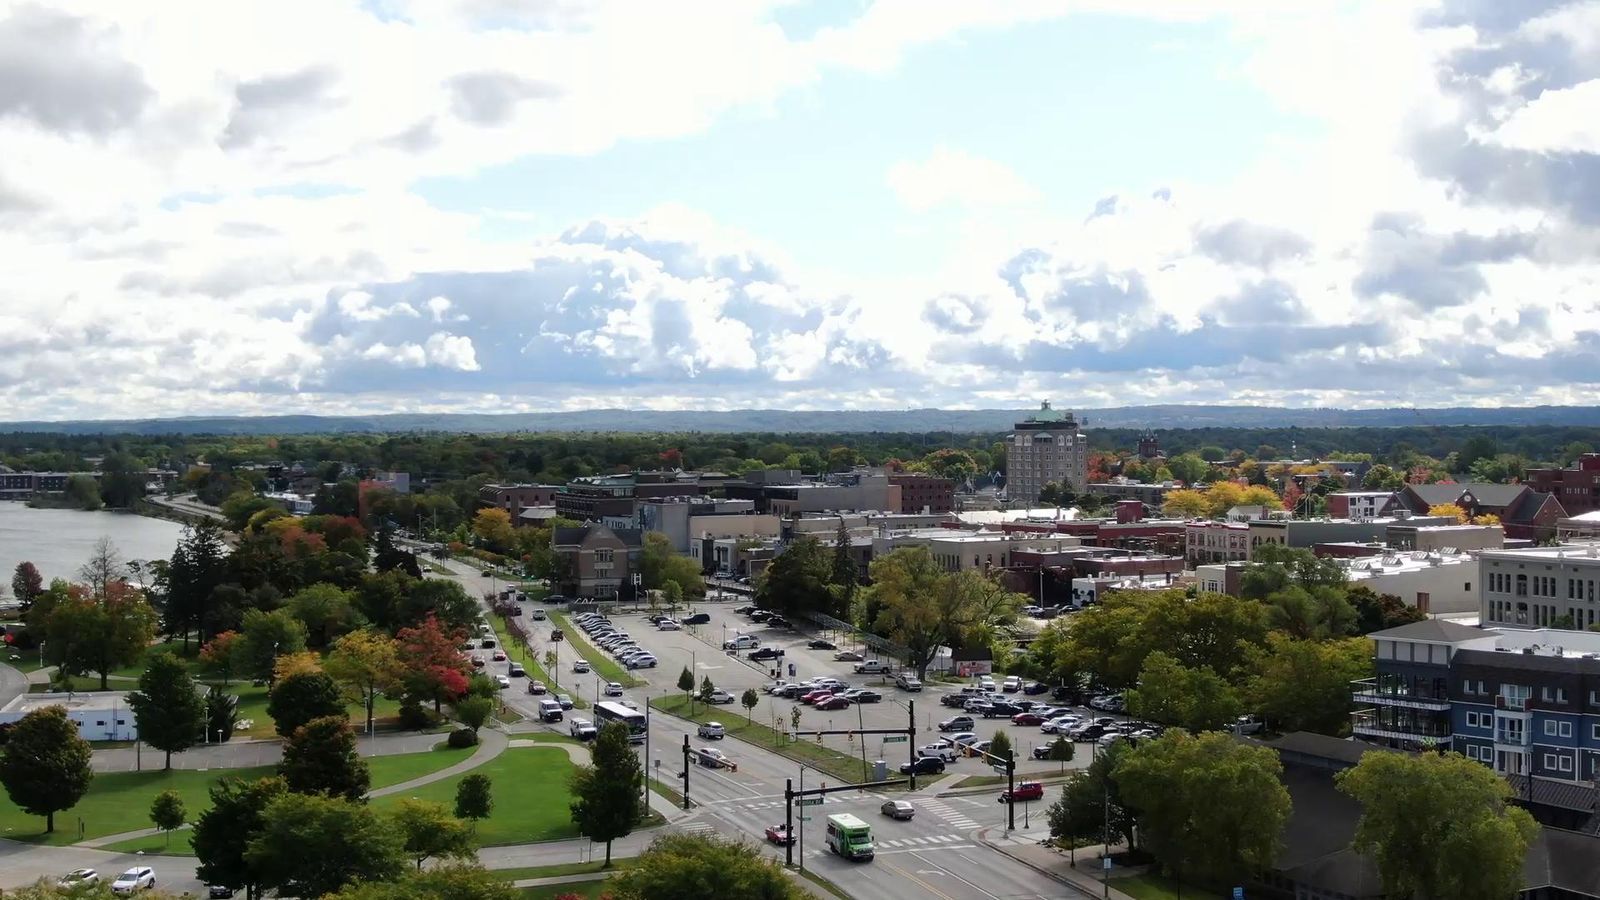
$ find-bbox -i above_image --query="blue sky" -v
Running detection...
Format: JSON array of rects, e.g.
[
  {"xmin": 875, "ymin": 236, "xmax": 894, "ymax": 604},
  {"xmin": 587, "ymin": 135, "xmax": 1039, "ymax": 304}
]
[
  {"xmin": 1, "ymin": 0, "xmax": 1597, "ymax": 420},
  {"xmin": 417, "ymin": 13, "xmax": 1320, "ymax": 277}
]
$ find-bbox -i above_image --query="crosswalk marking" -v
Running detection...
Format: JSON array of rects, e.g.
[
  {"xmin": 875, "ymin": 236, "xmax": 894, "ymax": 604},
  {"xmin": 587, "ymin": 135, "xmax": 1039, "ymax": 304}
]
[
  {"xmin": 800, "ymin": 834, "xmax": 970, "ymax": 858},
  {"xmin": 918, "ymin": 798, "xmax": 981, "ymax": 830}
]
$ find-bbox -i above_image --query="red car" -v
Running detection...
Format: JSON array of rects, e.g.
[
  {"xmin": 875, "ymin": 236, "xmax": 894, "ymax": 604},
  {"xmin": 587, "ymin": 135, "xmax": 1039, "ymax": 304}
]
[
  {"xmin": 816, "ymin": 695, "xmax": 851, "ymax": 710},
  {"xmin": 999, "ymin": 781, "xmax": 1045, "ymax": 803},
  {"xmin": 1011, "ymin": 712, "xmax": 1045, "ymax": 726},
  {"xmin": 492, "ymin": 650, "xmax": 507, "ymax": 662},
  {"xmin": 764, "ymin": 824, "xmax": 795, "ymax": 846},
  {"xmin": 801, "ymin": 690, "xmax": 832, "ymax": 705}
]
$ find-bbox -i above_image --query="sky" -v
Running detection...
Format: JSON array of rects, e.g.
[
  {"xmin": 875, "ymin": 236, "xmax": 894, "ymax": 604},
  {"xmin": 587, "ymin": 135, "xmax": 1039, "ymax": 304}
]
[{"xmin": 1, "ymin": 0, "xmax": 1598, "ymax": 421}]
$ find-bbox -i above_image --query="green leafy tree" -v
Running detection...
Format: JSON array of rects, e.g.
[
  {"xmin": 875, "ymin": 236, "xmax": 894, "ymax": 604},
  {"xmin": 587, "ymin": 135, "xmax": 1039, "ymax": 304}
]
[
  {"xmin": 1347, "ymin": 585, "xmax": 1426, "ymax": 634},
  {"xmin": 42, "ymin": 584, "xmax": 158, "ymax": 689},
  {"xmin": 754, "ymin": 535, "xmax": 834, "ymax": 617},
  {"xmin": 325, "ymin": 630, "xmax": 403, "ymax": 735},
  {"xmin": 236, "ymin": 607, "xmax": 309, "ymax": 684},
  {"xmin": 740, "ymin": 688, "xmax": 759, "ymax": 723},
  {"xmin": 127, "ymin": 650, "xmax": 207, "ymax": 769},
  {"xmin": 1063, "ymin": 589, "xmax": 1267, "ymax": 690},
  {"xmin": 1337, "ymin": 751, "xmax": 1537, "ymax": 900},
  {"xmin": 322, "ymin": 864, "xmax": 516, "ymax": 900},
  {"xmin": 677, "ymin": 666, "xmax": 695, "ymax": 712},
  {"xmin": 989, "ymin": 730, "xmax": 1013, "ymax": 767},
  {"xmin": 454, "ymin": 774, "xmax": 493, "ymax": 825},
  {"xmin": 1239, "ymin": 544, "xmax": 1347, "ymax": 602},
  {"xmin": 287, "ymin": 583, "xmax": 359, "ymax": 649},
  {"xmin": 246, "ymin": 792, "xmax": 407, "ymax": 898},
  {"xmin": 867, "ymin": 546, "xmax": 976, "ymax": 679},
  {"xmin": 1124, "ymin": 651, "xmax": 1242, "ymax": 733},
  {"xmin": 661, "ymin": 579, "xmax": 684, "ymax": 608},
  {"xmin": 1045, "ymin": 737, "xmax": 1075, "ymax": 773},
  {"xmin": 1264, "ymin": 586, "xmax": 1356, "ymax": 640},
  {"xmin": 454, "ymin": 695, "xmax": 493, "ymax": 733},
  {"xmin": 150, "ymin": 789, "xmax": 186, "ymax": 848},
  {"xmin": 568, "ymin": 721, "xmax": 645, "ymax": 865},
  {"xmin": 697, "ymin": 675, "xmax": 716, "ymax": 704},
  {"xmin": 0, "ymin": 706, "xmax": 94, "ymax": 833},
  {"xmin": 1165, "ymin": 454, "xmax": 1208, "ymax": 484},
  {"xmin": 390, "ymin": 798, "xmax": 475, "ymax": 869},
  {"xmin": 543, "ymin": 649, "xmax": 560, "ymax": 688},
  {"xmin": 1048, "ymin": 740, "xmax": 1134, "ymax": 852},
  {"xmin": 278, "ymin": 715, "xmax": 371, "ymax": 800},
  {"xmin": 65, "ymin": 474, "xmax": 104, "ymax": 510},
  {"xmin": 607, "ymin": 832, "xmax": 806, "ymax": 900},
  {"xmin": 1248, "ymin": 634, "xmax": 1371, "ymax": 735},
  {"xmin": 268, "ymin": 671, "xmax": 347, "ymax": 738},
  {"xmin": 195, "ymin": 776, "xmax": 287, "ymax": 900},
  {"xmin": 1361, "ymin": 464, "xmax": 1405, "ymax": 491},
  {"xmin": 1114, "ymin": 731, "xmax": 1291, "ymax": 887}
]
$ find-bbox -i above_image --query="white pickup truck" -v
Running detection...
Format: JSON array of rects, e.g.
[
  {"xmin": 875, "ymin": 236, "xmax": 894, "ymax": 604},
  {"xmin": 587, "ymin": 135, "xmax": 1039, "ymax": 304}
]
[{"xmin": 853, "ymin": 659, "xmax": 891, "ymax": 675}]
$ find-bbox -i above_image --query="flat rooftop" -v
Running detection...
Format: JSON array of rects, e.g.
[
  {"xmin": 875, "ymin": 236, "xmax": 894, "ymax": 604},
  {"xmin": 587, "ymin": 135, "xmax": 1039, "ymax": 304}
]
[
  {"xmin": 1481, "ymin": 543, "xmax": 1600, "ymax": 561},
  {"xmin": 2, "ymin": 691, "xmax": 132, "ymax": 714}
]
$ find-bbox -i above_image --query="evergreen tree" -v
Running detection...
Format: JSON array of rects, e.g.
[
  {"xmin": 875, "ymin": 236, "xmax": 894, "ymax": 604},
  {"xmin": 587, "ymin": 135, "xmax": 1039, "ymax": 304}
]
[
  {"xmin": 165, "ymin": 522, "xmax": 229, "ymax": 647},
  {"xmin": 830, "ymin": 519, "xmax": 857, "ymax": 599},
  {"xmin": 454, "ymin": 774, "xmax": 493, "ymax": 825},
  {"xmin": 10, "ymin": 561, "xmax": 43, "ymax": 610},
  {"xmin": 206, "ymin": 685, "xmax": 240, "ymax": 743},
  {"xmin": 127, "ymin": 650, "xmax": 207, "ymax": 769},
  {"xmin": 0, "ymin": 706, "xmax": 94, "ymax": 833}
]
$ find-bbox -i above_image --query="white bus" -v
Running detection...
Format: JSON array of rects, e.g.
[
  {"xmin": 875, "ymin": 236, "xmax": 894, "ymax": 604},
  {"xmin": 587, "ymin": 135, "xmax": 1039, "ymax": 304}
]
[{"xmin": 593, "ymin": 701, "xmax": 647, "ymax": 743}]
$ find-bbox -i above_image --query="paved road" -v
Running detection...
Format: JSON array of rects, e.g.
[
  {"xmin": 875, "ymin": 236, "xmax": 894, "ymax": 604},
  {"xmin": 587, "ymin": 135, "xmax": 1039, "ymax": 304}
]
[{"xmin": 0, "ymin": 661, "xmax": 28, "ymax": 709}]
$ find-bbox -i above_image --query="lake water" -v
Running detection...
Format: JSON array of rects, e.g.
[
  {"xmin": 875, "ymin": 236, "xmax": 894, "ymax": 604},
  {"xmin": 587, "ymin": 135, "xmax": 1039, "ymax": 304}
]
[{"xmin": 0, "ymin": 504, "xmax": 187, "ymax": 589}]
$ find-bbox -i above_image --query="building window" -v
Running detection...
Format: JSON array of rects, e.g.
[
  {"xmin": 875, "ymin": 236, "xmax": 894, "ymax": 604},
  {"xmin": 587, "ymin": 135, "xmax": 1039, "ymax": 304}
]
[
  {"xmin": 1466, "ymin": 711, "xmax": 1479, "ymax": 728},
  {"xmin": 1545, "ymin": 753, "xmax": 1559, "ymax": 770},
  {"xmin": 1592, "ymin": 723, "xmax": 1600, "ymax": 741},
  {"xmin": 1559, "ymin": 721, "xmax": 1573, "ymax": 738},
  {"xmin": 1559, "ymin": 755, "xmax": 1574, "ymax": 773}
]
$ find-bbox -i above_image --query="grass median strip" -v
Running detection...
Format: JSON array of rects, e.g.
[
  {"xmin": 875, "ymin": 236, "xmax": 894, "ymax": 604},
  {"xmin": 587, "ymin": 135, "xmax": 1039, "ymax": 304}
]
[
  {"xmin": 489, "ymin": 859, "xmax": 640, "ymax": 882},
  {"xmin": 550, "ymin": 611, "xmax": 641, "ymax": 688},
  {"xmin": 655, "ymin": 694, "xmax": 876, "ymax": 785}
]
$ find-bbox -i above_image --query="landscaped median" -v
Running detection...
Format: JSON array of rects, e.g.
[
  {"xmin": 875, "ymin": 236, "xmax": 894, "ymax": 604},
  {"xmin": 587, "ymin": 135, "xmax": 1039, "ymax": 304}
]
[
  {"xmin": 656, "ymin": 694, "xmax": 904, "ymax": 787},
  {"xmin": 548, "ymin": 611, "xmax": 641, "ymax": 688}
]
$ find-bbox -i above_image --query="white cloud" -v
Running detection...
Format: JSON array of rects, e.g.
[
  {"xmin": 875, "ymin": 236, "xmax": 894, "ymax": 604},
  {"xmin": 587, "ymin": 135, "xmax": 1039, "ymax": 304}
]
[
  {"xmin": 886, "ymin": 148, "xmax": 1038, "ymax": 212},
  {"xmin": 1490, "ymin": 79, "xmax": 1600, "ymax": 154}
]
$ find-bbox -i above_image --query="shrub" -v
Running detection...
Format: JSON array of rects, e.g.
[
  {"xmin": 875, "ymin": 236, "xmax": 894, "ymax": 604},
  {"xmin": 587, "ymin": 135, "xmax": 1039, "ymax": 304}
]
[
  {"xmin": 398, "ymin": 701, "xmax": 435, "ymax": 731},
  {"xmin": 446, "ymin": 727, "xmax": 479, "ymax": 749}
]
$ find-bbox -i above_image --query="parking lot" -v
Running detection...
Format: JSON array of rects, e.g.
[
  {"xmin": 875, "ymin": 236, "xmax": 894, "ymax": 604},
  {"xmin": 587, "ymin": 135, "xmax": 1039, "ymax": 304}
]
[{"xmin": 564, "ymin": 597, "xmax": 1142, "ymax": 777}]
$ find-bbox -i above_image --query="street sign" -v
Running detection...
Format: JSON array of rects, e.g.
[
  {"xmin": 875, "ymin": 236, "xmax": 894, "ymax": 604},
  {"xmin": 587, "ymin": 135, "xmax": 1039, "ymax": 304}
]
[
  {"xmin": 796, "ymin": 797, "xmax": 825, "ymax": 807},
  {"xmin": 1233, "ymin": 889, "xmax": 1244, "ymax": 900},
  {"xmin": 1102, "ymin": 858, "xmax": 1113, "ymax": 871},
  {"xmin": 992, "ymin": 765, "xmax": 1008, "ymax": 775},
  {"xmin": 883, "ymin": 735, "xmax": 907, "ymax": 744}
]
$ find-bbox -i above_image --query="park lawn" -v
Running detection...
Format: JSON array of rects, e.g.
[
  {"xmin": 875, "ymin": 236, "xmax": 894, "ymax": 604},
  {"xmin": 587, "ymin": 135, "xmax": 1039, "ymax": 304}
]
[
  {"xmin": 371, "ymin": 746, "xmax": 581, "ymax": 846},
  {"xmin": 1115, "ymin": 874, "xmax": 1227, "ymax": 900},
  {"xmin": 93, "ymin": 744, "xmax": 477, "ymax": 856},
  {"xmin": 0, "ymin": 764, "xmax": 277, "ymax": 846},
  {"xmin": 222, "ymin": 681, "xmax": 403, "ymax": 739},
  {"xmin": 548, "ymin": 612, "xmax": 640, "ymax": 688},
  {"xmin": 654, "ymin": 695, "xmax": 873, "ymax": 786}
]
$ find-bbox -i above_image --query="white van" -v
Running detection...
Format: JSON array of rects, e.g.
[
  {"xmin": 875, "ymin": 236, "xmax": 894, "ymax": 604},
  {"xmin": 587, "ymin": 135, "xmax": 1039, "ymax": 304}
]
[{"xmin": 529, "ymin": 608, "xmax": 548, "ymax": 621}]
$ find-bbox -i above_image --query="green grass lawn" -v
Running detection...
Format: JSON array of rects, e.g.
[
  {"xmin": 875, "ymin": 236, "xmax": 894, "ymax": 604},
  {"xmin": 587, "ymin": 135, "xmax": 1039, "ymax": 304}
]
[
  {"xmin": 2, "ymin": 744, "xmax": 474, "ymax": 849},
  {"xmin": 548, "ymin": 612, "xmax": 640, "ymax": 688},
  {"xmin": 655, "ymin": 695, "xmax": 875, "ymax": 785},
  {"xmin": 371, "ymin": 746, "xmax": 582, "ymax": 846},
  {"xmin": 1115, "ymin": 874, "xmax": 1227, "ymax": 900},
  {"xmin": 222, "ymin": 681, "xmax": 403, "ymax": 739}
]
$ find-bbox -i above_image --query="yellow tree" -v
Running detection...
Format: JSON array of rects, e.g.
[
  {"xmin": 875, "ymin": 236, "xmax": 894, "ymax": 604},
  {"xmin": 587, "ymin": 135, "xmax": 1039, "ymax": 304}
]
[
  {"xmin": 1474, "ymin": 513, "xmax": 1502, "ymax": 526},
  {"xmin": 273, "ymin": 651, "xmax": 323, "ymax": 683},
  {"xmin": 1202, "ymin": 482, "xmax": 1246, "ymax": 517},
  {"xmin": 471, "ymin": 508, "xmax": 514, "ymax": 551},
  {"xmin": 1427, "ymin": 503, "xmax": 1469, "ymax": 524},
  {"xmin": 1236, "ymin": 485, "xmax": 1284, "ymax": 511},
  {"xmin": 1161, "ymin": 490, "xmax": 1211, "ymax": 519},
  {"xmin": 326, "ymin": 631, "xmax": 404, "ymax": 735}
]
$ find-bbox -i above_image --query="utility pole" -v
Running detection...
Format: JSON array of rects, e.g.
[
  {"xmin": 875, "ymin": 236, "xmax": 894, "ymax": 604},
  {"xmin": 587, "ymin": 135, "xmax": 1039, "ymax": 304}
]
[
  {"xmin": 681, "ymin": 735, "xmax": 691, "ymax": 809},
  {"xmin": 1102, "ymin": 783, "xmax": 1111, "ymax": 899},
  {"xmin": 642, "ymin": 697, "xmax": 651, "ymax": 808}
]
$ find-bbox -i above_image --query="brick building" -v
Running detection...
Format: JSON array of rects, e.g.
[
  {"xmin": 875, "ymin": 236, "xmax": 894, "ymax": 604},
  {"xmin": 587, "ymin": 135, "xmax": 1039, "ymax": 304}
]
[
  {"xmin": 1528, "ymin": 454, "xmax": 1600, "ymax": 517},
  {"xmin": 887, "ymin": 473, "xmax": 954, "ymax": 514}
]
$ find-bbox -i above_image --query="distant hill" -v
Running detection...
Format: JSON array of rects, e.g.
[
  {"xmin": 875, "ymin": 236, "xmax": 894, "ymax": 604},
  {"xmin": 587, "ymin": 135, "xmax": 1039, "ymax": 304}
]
[{"xmin": 6, "ymin": 405, "xmax": 1600, "ymax": 435}]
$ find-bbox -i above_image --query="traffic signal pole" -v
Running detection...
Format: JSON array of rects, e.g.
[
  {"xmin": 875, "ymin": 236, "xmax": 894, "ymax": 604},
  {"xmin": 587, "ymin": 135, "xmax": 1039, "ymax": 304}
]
[
  {"xmin": 783, "ymin": 777, "xmax": 909, "ymax": 868},
  {"xmin": 681, "ymin": 735, "xmax": 691, "ymax": 809},
  {"xmin": 789, "ymin": 701, "xmax": 917, "ymax": 788}
]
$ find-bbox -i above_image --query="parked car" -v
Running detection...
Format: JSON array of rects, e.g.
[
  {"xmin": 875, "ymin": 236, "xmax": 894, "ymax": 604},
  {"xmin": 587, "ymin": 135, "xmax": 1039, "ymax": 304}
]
[
  {"xmin": 765, "ymin": 616, "xmax": 792, "ymax": 629},
  {"xmin": 707, "ymin": 689, "xmax": 736, "ymax": 705},
  {"xmin": 880, "ymin": 799, "xmax": 916, "ymax": 820},
  {"xmin": 807, "ymin": 638, "xmax": 837, "ymax": 650},
  {"xmin": 854, "ymin": 659, "xmax": 891, "ymax": 675},
  {"xmin": 1022, "ymin": 681, "xmax": 1048, "ymax": 695},
  {"xmin": 1234, "ymin": 715, "xmax": 1264, "ymax": 735},
  {"xmin": 723, "ymin": 634, "xmax": 760, "ymax": 650},
  {"xmin": 208, "ymin": 886, "xmax": 234, "ymax": 898},
  {"xmin": 938, "ymin": 715, "xmax": 975, "ymax": 732},
  {"xmin": 1002, "ymin": 676, "xmax": 1023, "ymax": 692},
  {"xmin": 833, "ymin": 650, "xmax": 864, "ymax": 662},
  {"xmin": 657, "ymin": 620, "xmax": 682, "ymax": 631},
  {"xmin": 625, "ymin": 654, "xmax": 658, "ymax": 669},
  {"xmin": 894, "ymin": 673, "xmax": 923, "ymax": 691},
  {"xmin": 750, "ymin": 647, "xmax": 785, "ymax": 661},
  {"xmin": 948, "ymin": 731, "xmax": 979, "ymax": 747},
  {"xmin": 847, "ymin": 689, "xmax": 882, "ymax": 703},
  {"xmin": 816, "ymin": 694, "xmax": 851, "ymax": 710},
  {"xmin": 604, "ymin": 682, "xmax": 624, "ymax": 697},
  {"xmin": 801, "ymin": 689, "xmax": 833, "ymax": 705},
  {"xmin": 1033, "ymin": 740, "xmax": 1073, "ymax": 760},
  {"xmin": 940, "ymin": 693, "xmax": 970, "ymax": 708},
  {"xmin": 748, "ymin": 610, "xmax": 772, "ymax": 622},
  {"xmin": 1000, "ymin": 781, "xmax": 1045, "ymax": 803},
  {"xmin": 111, "ymin": 868, "xmax": 155, "ymax": 895},
  {"xmin": 1041, "ymin": 716, "xmax": 1081, "ymax": 734},
  {"xmin": 983, "ymin": 702, "xmax": 1022, "ymax": 718},
  {"xmin": 964, "ymin": 740, "xmax": 993, "ymax": 758},
  {"xmin": 1011, "ymin": 712, "xmax": 1046, "ymax": 726},
  {"xmin": 732, "ymin": 605, "xmax": 757, "ymax": 615},
  {"xmin": 898, "ymin": 756, "xmax": 946, "ymax": 775},
  {"xmin": 697, "ymin": 721, "xmax": 726, "ymax": 739},
  {"xmin": 918, "ymin": 741, "xmax": 958, "ymax": 761}
]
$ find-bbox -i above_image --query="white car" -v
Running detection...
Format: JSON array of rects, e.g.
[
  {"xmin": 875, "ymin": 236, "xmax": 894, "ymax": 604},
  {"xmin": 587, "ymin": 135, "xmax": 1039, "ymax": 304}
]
[
  {"xmin": 573, "ymin": 660, "xmax": 591, "ymax": 673},
  {"xmin": 625, "ymin": 654, "xmax": 658, "ymax": 669},
  {"xmin": 604, "ymin": 681, "xmax": 624, "ymax": 697},
  {"xmin": 918, "ymin": 741, "xmax": 958, "ymax": 761},
  {"xmin": 696, "ymin": 746, "xmax": 736, "ymax": 769},
  {"xmin": 494, "ymin": 675, "xmax": 511, "ymax": 689},
  {"xmin": 657, "ymin": 620, "xmax": 681, "ymax": 631},
  {"xmin": 697, "ymin": 721, "xmax": 726, "ymax": 739},
  {"xmin": 1042, "ymin": 716, "xmax": 1081, "ymax": 734},
  {"xmin": 58, "ymin": 869, "xmax": 99, "ymax": 888},
  {"xmin": 707, "ymin": 689, "xmax": 736, "ymax": 704},
  {"xmin": 111, "ymin": 868, "xmax": 155, "ymax": 895},
  {"xmin": 1002, "ymin": 676, "xmax": 1023, "ymax": 692}
]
